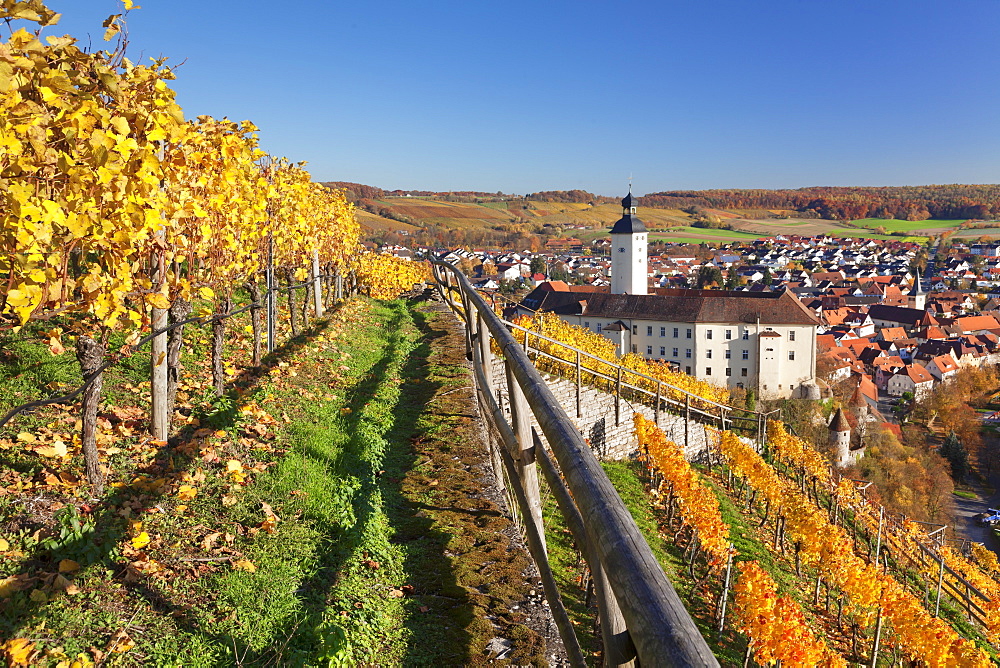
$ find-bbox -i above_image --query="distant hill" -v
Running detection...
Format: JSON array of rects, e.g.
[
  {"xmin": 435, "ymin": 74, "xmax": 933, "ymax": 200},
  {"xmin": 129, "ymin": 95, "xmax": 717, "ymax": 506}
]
[
  {"xmin": 641, "ymin": 184, "xmax": 1000, "ymax": 221},
  {"xmin": 322, "ymin": 181, "xmax": 1000, "ymax": 247}
]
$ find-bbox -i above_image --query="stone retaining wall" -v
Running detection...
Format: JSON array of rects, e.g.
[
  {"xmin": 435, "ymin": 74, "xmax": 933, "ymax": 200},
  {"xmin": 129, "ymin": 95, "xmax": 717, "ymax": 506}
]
[{"xmin": 490, "ymin": 357, "xmax": 715, "ymax": 462}]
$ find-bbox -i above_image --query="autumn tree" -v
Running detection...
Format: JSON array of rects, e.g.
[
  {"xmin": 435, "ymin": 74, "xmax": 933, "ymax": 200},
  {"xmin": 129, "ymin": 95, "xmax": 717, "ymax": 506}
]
[{"xmin": 856, "ymin": 424, "xmax": 954, "ymax": 523}]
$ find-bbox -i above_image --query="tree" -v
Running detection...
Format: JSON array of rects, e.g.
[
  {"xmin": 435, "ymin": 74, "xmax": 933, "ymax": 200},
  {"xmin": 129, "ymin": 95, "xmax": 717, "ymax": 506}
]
[
  {"xmin": 939, "ymin": 430, "xmax": 969, "ymax": 482},
  {"xmin": 761, "ymin": 267, "xmax": 773, "ymax": 286},
  {"xmin": 724, "ymin": 270, "xmax": 739, "ymax": 290},
  {"xmin": 550, "ymin": 263, "xmax": 570, "ymax": 282},
  {"xmin": 529, "ymin": 256, "xmax": 547, "ymax": 276},
  {"xmin": 696, "ymin": 265, "xmax": 723, "ymax": 289}
]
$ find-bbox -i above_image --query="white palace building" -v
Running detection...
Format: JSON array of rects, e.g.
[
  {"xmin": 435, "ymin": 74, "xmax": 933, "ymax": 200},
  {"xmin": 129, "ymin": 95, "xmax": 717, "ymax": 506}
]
[{"xmin": 517, "ymin": 190, "xmax": 820, "ymax": 399}]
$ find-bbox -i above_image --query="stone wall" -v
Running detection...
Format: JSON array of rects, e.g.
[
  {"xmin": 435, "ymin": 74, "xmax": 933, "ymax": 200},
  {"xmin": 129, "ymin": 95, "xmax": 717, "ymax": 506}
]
[{"xmin": 490, "ymin": 356, "xmax": 717, "ymax": 462}]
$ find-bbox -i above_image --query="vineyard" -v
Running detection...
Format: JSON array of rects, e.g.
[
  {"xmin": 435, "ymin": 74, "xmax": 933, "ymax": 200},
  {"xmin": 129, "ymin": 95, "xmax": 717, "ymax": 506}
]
[
  {"xmin": 0, "ymin": 0, "xmax": 428, "ymax": 493},
  {"xmin": 499, "ymin": 306, "xmax": 1000, "ymax": 665},
  {"xmin": 0, "ymin": 4, "xmax": 444, "ymax": 664},
  {"xmin": 627, "ymin": 415, "xmax": 1000, "ymax": 666}
]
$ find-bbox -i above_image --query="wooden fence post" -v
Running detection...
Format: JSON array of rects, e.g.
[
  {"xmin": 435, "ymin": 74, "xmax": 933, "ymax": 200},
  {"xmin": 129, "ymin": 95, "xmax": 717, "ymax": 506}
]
[
  {"xmin": 935, "ymin": 552, "xmax": 945, "ymax": 617},
  {"xmin": 505, "ymin": 356, "xmax": 545, "ymax": 551}
]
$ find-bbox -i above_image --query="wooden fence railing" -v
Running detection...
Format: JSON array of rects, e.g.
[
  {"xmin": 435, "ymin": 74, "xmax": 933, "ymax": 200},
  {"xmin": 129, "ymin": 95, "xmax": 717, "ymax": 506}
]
[{"xmin": 432, "ymin": 260, "xmax": 720, "ymax": 667}]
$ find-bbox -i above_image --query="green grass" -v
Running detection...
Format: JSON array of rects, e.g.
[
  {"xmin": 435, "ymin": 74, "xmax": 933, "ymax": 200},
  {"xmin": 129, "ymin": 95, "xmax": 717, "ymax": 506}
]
[
  {"xmin": 1, "ymin": 294, "xmax": 553, "ymax": 666},
  {"xmin": 953, "ymin": 489, "xmax": 978, "ymax": 500}
]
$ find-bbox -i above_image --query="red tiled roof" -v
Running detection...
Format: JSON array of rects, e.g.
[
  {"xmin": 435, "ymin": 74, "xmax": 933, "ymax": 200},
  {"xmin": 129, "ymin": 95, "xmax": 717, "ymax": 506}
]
[{"xmin": 955, "ymin": 315, "xmax": 1000, "ymax": 332}]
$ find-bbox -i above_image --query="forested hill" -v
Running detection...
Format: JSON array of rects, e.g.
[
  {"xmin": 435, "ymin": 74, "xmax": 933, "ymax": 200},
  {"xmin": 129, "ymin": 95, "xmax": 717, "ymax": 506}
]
[
  {"xmin": 641, "ymin": 184, "xmax": 1000, "ymax": 221},
  {"xmin": 323, "ymin": 182, "xmax": 1000, "ymax": 225}
]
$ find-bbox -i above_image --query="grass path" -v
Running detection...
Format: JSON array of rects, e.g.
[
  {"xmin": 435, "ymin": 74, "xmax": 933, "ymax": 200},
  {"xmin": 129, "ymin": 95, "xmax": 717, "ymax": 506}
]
[{"xmin": 0, "ymin": 295, "xmax": 549, "ymax": 666}]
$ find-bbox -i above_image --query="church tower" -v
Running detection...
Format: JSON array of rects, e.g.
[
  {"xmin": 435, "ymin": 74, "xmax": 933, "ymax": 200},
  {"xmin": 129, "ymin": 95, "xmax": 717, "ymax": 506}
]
[
  {"xmin": 909, "ymin": 275, "xmax": 926, "ymax": 310},
  {"xmin": 610, "ymin": 187, "xmax": 648, "ymax": 295}
]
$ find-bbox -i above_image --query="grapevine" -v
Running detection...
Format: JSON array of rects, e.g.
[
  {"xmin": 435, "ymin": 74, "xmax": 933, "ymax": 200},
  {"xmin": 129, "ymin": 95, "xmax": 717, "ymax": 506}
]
[
  {"xmin": 635, "ymin": 413, "xmax": 732, "ymax": 567},
  {"xmin": 731, "ymin": 561, "xmax": 845, "ymax": 667}
]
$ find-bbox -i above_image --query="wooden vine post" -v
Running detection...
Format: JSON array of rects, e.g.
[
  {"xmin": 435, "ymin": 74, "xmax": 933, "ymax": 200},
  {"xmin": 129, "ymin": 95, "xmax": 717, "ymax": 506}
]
[
  {"xmin": 150, "ymin": 239, "xmax": 168, "ymax": 440},
  {"xmin": 266, "ymin": 234, "xmax": 276, "ymax": 353},
  {"xmin": 76, "ymin": 336, "xmax": 106, "ymax": 495},
  {"xmin": 166, "ymin": 298, "xmax": 193, "ymax": 418},
  {"xmin": 312, "ymin": 249, "xmax": 324, "ymax": 318}
]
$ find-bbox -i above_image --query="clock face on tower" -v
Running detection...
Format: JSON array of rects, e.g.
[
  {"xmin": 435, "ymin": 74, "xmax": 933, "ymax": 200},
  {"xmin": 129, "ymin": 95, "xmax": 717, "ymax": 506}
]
[{"xmin": 618, "ymin": 247, "xmax": 626, "ymax": 253}]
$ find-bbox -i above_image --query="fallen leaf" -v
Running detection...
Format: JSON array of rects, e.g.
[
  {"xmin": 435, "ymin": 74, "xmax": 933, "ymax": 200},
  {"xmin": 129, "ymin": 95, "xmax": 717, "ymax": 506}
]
[
  {"xmin": 48, "ymin": 337, "xmax": 65, "ymax": 356},
  {"xmin": 16, "ymin": 432, "xmax": 36, "ymax": 443},
  {"xmin": 2, "ymin": 637, "xmax": 36, "ymax": 665},
  {"xmin": 389, "ymin": 588, "xmax": 404, "ymax": 598},
  {"xmin": 177, "ymin": 484, "xmax": 197, "ymax": 501},
  {"xmin": 202, "ymin": 532, "xmax": 221, "ymax": 551},
  {"xmin": 0, "ymin": 574, "xmax": 32, "ymax": 598},
  {"xmin": 131, "ymin": 532, "xmax": 151, "ymax": 550},
  {"xmin": 29, "ymin": 589, "xmax": 47, "ymax": 603},
  {"xmin": 107, "ymin": 629, "xmax": 135, "ymax": 653},
  {"xmin": 260, "ymin": 501, "xmax": 280, "ymax": 520},
  {"xmin": 418, "ymin": 605, "xmax": 429, "ymax": 613},
  {"xmin": 58, "ymin": 559, "xmax": 80, "ymax": 573},
  {"xmin": 362, "ymin": 559, "xmax": 379, "ymax": 570},
  {"xmin": 225, "ymin": 460, "xmax": 245, "ymax": 483},
  {"xmin": 221, "ymin": 495, "xmax": 237, "ymax": 507},
  {"xmin": 0, "ymin": 538, "xmax": 8, "ymax": 551},
  {"xmin": 232, "ymin": 559, "xmax": 256, "ymax": 572},
  {"xmin": 52, "ymin": 574, "xmax": 76, "ymax": 592}
]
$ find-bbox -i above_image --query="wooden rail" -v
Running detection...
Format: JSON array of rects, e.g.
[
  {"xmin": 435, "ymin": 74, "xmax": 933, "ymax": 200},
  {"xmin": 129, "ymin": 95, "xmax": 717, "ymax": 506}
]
[
  {"xmin": 434, "ymin": 262, "xmax": 1000, "ymax": 653},
  {"xmin": 433, "ymin": 261, "xmax": 719, "ymax": 667}
]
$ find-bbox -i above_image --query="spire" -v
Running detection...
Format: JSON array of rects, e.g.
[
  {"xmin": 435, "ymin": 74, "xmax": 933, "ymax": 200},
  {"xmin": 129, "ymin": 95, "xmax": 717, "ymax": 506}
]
[
  {"xmin": 849, "ymin": 383, "xmax": 867, "ymax": 409},
  {"xmin": 610, "ymin": 185, "xmax": 646, "ymax": 235},
  {"xmin": 910, "ymin": 276, "xmax": 924, "ymax": 296},
  {"xmin": 829, "ymin": 407, "xmax": 850, "ymax": 432},
  {"xmin": 621, "ymin": 184, "xmax": 637, "ymax": 214}
]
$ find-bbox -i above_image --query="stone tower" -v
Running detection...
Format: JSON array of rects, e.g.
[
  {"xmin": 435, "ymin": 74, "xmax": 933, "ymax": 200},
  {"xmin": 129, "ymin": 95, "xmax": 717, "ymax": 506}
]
[
  {"xmin": 829, "ymin": 407, "xmax": 852, "ymax": 468},
  {"xmin": 610, "ymin": 187, "xmax": 647, "ymax": 295}
]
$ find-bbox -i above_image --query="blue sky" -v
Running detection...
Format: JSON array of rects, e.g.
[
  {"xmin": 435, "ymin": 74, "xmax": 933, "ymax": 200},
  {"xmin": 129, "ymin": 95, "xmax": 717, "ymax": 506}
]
[{"xmin": 25, "ymin": 0, "xmax": 1000, "ymax": 196}]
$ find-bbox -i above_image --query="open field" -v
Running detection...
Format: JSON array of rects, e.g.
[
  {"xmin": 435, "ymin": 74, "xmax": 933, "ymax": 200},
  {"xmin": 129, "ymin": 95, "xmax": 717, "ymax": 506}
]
[
  {"xmin": 649, "ymin": 227, "xmax": 763, "ymax": 242},
  {"xmin": 951, "ymin": 228, "xmax": 1000, "ymax": 239},
  {"xmin": 827, "ymin": 228, "xmax": 928, "ymax": 242},
  {"xmin": 849, "ymin": 218, "xmax": 967, "ymax": 232}
]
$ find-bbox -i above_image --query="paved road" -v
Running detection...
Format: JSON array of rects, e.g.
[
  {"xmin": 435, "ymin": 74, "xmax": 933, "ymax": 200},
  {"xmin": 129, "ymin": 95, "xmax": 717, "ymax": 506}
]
[{"xmin": 952, "ymin": 486, "xmax": 1000, "ymax": 549}]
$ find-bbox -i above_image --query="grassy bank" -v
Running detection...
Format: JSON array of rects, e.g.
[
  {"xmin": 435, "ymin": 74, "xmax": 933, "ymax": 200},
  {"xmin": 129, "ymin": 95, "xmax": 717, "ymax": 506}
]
[{"xmin": 1, "ymin": 295, "xmax": 546, "ymax": 666}]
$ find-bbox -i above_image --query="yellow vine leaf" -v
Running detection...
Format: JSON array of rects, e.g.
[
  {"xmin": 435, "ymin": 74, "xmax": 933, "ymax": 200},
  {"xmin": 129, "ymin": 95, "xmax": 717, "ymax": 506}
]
[{"xmin": 232, "ymin": 559, "xmax": 256, "ymax": 572}]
